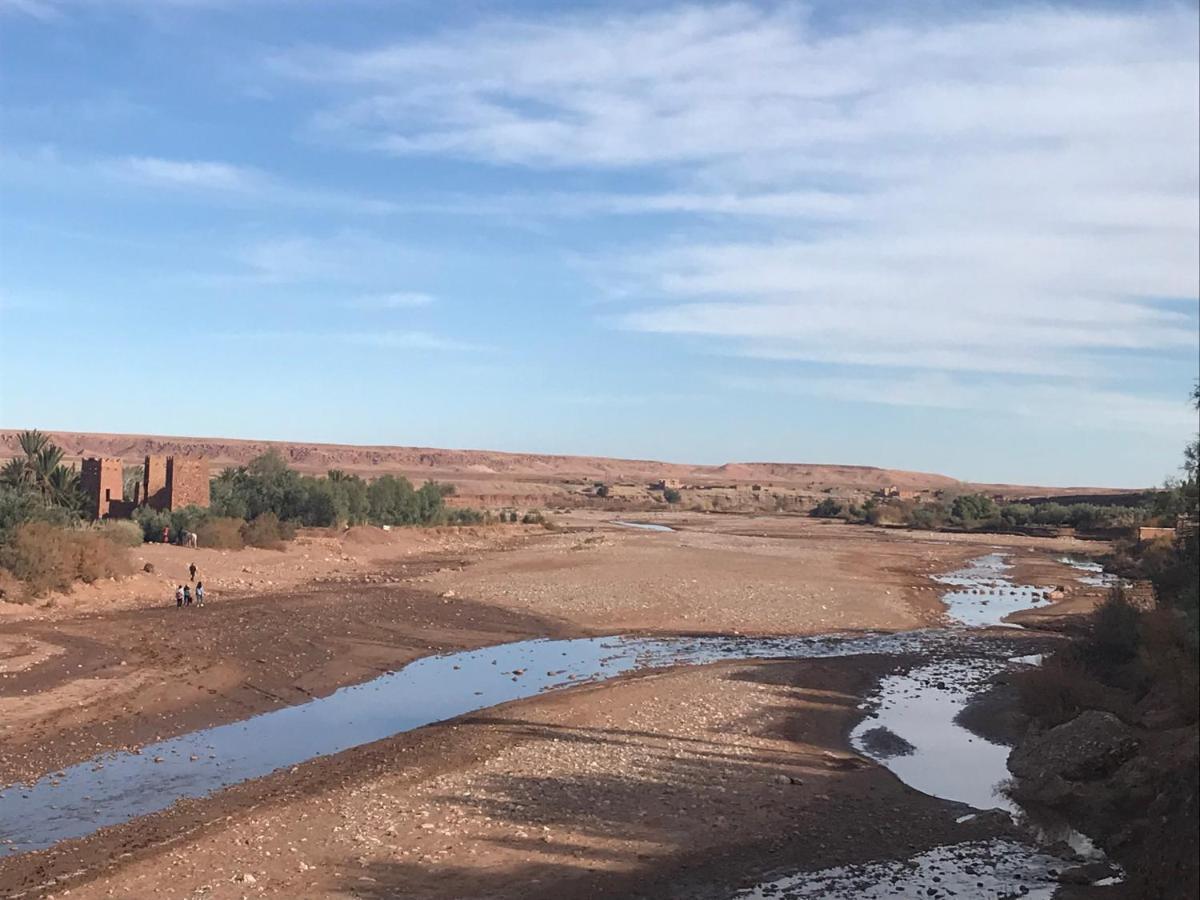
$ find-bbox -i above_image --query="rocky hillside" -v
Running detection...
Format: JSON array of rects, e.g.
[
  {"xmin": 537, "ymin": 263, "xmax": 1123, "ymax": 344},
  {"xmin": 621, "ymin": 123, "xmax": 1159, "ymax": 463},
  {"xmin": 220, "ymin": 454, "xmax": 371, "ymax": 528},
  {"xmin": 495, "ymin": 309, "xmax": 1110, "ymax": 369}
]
[{"xmin": 0, "ymin": 429, "xmax": 1125, "ymax": 497}]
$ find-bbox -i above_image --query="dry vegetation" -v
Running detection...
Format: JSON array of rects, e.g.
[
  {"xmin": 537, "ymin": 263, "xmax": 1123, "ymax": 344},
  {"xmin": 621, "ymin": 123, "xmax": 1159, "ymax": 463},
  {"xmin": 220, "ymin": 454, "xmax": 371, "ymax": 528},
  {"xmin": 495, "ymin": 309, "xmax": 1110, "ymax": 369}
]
[{"xmin": 0, "ymin": 521, "xmax": 132, "ymax": 602}]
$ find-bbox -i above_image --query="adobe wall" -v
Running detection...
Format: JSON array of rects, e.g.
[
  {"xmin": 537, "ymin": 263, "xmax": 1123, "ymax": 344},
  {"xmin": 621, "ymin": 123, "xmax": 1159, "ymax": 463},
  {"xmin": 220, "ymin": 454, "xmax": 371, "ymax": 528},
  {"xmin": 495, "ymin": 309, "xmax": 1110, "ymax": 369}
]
[
  {"xmin": 166, "ymin": 457, "xmax": 210, "ymax": 509},
  {"xmin": 80, "ymin": 457, "xmax": 125, "ymax": 519},
  {"xmin": 143, "ymin": 455, "xmax": 170, "ymax": 510}
]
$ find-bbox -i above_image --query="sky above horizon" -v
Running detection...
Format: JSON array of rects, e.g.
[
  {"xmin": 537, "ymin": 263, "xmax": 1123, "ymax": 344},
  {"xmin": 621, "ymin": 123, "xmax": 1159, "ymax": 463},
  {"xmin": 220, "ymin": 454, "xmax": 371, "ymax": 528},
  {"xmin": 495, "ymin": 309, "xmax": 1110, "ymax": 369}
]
[{"xmin": 1, "ymin": 1, "xmax": 1197, "ymax": 488}]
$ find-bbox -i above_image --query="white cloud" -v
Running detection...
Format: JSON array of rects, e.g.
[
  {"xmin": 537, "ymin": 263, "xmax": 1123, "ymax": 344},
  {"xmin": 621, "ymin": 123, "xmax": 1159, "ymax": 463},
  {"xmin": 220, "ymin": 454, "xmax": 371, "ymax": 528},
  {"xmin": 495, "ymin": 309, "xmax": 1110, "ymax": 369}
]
[
  {"xmin": 105, "ymin": 156, "xmax": 260, "ymax": 191},
  {"xmin": 277, "ymin": 2, "xmax": 1199, "ymax": 410},
  {"xmin": 230, "ymin": 233, "xmax": 419, "ymax": 285},
  {"xmin": 721, "ymin": 372, "xmax": 1197, "ymax": 435},
  {"xmin": 0, "ymin": 149, "xmax": 397, "ymax": 216}
]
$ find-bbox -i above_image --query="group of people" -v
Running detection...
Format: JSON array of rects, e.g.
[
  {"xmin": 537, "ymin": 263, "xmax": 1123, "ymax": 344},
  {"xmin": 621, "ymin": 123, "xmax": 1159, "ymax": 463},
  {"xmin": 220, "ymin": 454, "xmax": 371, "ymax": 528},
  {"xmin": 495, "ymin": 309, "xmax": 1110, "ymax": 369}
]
[{"xmin": 175, "ymin": 560, "xmax": 206, "ymax": 608}]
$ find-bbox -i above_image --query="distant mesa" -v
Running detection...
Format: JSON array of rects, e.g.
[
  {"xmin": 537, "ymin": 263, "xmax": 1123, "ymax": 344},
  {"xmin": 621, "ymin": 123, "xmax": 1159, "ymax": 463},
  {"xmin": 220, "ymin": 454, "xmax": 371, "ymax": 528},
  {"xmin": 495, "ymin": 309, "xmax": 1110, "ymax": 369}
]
[{"xmin": 0, "ymin": 429, "xmax": 1135, "ymax": 498}]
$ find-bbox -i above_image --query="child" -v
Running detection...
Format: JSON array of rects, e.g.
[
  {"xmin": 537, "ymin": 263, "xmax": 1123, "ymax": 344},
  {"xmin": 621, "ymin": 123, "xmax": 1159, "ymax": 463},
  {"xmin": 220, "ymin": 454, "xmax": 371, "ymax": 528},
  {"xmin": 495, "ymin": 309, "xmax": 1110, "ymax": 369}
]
[
  {"xmin": 175, "ymin": 585, "xmax": 184, "ymax": 608},
  {"xmin": 195, "ymin": 581, "xmax": 205, "ymax": 607},
  {"xmin": 183, "ymin": 584, "xmax": 192, "ymax": 606}
]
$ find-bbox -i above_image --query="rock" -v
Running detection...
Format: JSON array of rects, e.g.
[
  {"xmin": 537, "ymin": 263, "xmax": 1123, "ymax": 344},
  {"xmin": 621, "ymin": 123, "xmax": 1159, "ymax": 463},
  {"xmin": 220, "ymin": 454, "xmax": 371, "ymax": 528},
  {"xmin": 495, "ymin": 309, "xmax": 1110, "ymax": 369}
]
[
  {"xmin": 235, "ymin": 873, "xmax": 257, "ymax": 884},
  {"xmin": 1056, "ymin": 861, "xmax": 1120, "ymax": 885},
  {"xmin": 1008, "ymin": 710, "xmax": 1140, "ymax": 783},
  {"xmin": 143, "ymin": 562, "xmax": 155, "ymax": 573},
  {"xmin": 821, "ymin": 751, "xmax": 866, "ymax": 770},
  {"xmin": 858, "ymin": 726, "xmax": 916, "ymax": 759}
]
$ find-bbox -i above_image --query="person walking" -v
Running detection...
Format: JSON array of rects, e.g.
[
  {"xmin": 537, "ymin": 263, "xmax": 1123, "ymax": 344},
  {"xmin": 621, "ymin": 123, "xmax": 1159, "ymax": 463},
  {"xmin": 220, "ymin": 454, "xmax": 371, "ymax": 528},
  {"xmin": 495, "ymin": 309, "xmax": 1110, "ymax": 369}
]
[
  {"xmin": 195, "ymin": 581, "xmax": 205, "ymax": 607},
  {"xmin": 183, "ymin": 584, "xmax": 192, "ymax": 606},
  {"xmin": 189, "ymin": 562, "xmax": 197, "ymax": 582},
  {"xmin": 175, "ymin": 585, "xmax": 184, "ymax": 608}
]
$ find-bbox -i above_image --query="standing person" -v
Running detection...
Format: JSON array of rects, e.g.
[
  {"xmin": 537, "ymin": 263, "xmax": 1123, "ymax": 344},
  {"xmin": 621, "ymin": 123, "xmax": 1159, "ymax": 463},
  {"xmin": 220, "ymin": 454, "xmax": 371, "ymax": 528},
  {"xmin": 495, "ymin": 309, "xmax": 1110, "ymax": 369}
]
[
  {"xmin": 183, "ymin": 584, "xmax": 192, "ymax": 606},
  {"xmin": 175, "ymin": 585, "xmax": 184, "ymax": 608},
  {"xmin": 189, "ymin": 562, "xmax": 197, "ymax": 582},
  {"xmin": 195, "ymin": 581, "xmax": 205, "ymax": 607},
  {"xmin": 162, "ymin": 525, "xmax": 170, "ymax": 544}
]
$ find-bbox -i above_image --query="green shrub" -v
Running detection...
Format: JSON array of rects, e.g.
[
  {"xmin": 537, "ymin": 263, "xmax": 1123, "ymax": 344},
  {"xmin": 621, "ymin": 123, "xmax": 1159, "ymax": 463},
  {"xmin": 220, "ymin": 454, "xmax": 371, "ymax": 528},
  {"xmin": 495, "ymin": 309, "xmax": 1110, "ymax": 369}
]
[
  {"xmin": 663, "ymin": 488, "xmax": 682, "ymax": 504},
  {"xmin": 951, "ymin": 493, "xmax": 998, "ymax": 525},
  {"xmin": 133, "ymin": 506, "xmax": 172, "ymax": 542},
  {"xmin": 170, "ymin": 505, "xmax": 209, "ymax": 538},
  {"xmin": 810, "ymin": 498, "xmax": 843, "ymax": 518}
]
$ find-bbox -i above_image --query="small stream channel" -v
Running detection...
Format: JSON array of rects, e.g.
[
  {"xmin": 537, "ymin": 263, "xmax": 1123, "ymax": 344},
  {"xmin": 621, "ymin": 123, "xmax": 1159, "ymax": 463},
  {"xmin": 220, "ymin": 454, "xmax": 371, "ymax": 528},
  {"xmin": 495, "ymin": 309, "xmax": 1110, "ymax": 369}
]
[
  {"xmin": 0, "ymin": 549, "xmax": 1115, "ymax": 898},
  {"xmin": 737, "ymin": 552, "xmax": 1114, "ymax": 899}
]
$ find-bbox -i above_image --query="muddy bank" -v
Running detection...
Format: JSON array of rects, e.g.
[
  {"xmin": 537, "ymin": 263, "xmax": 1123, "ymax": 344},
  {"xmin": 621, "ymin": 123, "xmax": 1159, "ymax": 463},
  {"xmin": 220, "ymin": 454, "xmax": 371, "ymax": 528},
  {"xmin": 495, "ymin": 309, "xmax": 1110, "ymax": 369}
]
[
  {"xmin": 1006, "ymin": 698, "xmax": 1198, "ymax": 898},
  {"xmin": 0, "ymin": 568, "xmax": 579, "ymax": 784},
  {"xmin": 0, "ymin": 653, "xmax": 1050, "ymax": 900}
]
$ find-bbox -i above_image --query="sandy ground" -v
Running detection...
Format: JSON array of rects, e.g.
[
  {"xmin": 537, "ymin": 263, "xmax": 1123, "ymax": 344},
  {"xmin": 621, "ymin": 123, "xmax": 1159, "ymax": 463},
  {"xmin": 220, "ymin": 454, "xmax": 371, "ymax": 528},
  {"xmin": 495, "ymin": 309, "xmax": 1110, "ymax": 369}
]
[
  {"xmin": 6, "ymin": 657, "xmax": 1042, "ymax": 900},
  {"xmin": 0, "ymin": 514, "xmax": 1115, "ymax": 898}
]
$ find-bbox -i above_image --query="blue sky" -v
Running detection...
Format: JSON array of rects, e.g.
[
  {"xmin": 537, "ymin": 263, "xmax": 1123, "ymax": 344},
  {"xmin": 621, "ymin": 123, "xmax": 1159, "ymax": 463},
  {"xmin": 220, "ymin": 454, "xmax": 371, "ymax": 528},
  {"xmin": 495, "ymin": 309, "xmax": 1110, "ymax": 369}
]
[{"xmin": 0, "ymin": 1, "xmax": 1196, "ymax": 488}]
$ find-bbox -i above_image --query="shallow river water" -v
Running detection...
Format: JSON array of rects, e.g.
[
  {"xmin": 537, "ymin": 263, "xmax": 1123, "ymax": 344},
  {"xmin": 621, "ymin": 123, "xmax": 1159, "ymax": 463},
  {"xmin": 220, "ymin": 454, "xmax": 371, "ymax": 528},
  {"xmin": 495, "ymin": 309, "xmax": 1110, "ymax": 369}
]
[{"xmin": 0, "ymin": 550, "xmax": 1115, "ymax": 898}]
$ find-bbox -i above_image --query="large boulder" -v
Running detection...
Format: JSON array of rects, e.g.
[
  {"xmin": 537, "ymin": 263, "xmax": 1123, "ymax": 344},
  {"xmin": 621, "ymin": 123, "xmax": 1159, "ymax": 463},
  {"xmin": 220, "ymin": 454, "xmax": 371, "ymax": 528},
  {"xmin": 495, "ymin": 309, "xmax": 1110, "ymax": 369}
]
[{"xmin": 1008, "ymin": 710, "xmax": 1140, "ymax": 783}]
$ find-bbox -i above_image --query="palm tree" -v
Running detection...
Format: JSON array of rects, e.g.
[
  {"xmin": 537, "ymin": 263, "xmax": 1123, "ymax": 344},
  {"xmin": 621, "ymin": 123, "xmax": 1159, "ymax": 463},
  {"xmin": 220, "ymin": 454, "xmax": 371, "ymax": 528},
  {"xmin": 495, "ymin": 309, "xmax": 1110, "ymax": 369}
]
[
  {"xmin": 33, "ymin": 445, "xmax": 65, "ymax": 500},
  {"xmin": 16, "ymin": 429, "xmax": 50, "ymax": 459},
  {"xmin": 47, "ymin": 465, "xmax": 82, "ymax": 509},
  {"xmin": 1, "ymin": 457, "xmax": 27, "ymax": 488}
]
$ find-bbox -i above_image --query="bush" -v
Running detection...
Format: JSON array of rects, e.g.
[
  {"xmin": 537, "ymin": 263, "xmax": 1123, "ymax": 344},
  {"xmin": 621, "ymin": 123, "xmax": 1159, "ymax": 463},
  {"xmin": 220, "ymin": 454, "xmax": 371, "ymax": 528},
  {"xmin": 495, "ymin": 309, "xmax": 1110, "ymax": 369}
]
[
  {"xmin": 0, "ymin": 521, "xmax": 132, "ymax": 598},
  {"xmin": 1081, "ymin": 587, "xmax": 1143, "ymax": 677},
  {"xmin": 810, "ymin": 498, "xmax": 843, "ymax": 518},
  {"xmin": 98, "ymin": 519, "xmax": 144, "ymax": 547},
  {"xmin": 442, "ymin": 507, "xmax": 485, "ymax": 525},
  {"xmin": 240, "ymin": 512, "xmax": 291, "ymax": 549},
  {"xmin": 170, "ymin": 505, "xmax": 209, "ymax": 538},
  {"xmin": 75, "ymin": 530, "xmax": 135, "ymax": 583},
  {"xmin": 133, "ymin": 505, "xmax": 172, "ymax": 543},
  {"xmin": 951, "ymin": 493, "xmax": 998, "ymax": 525},
  {"xmin": 1014, "ymin": 651, "xmax": 1116, "ymax": 727},
  {"xmin": 663, "ymin": 487, "xmax": 682, "ymax": 504},
  {"xmin": 195, "ymin": 517, "xmax": 246, "ymax": 550},
  {"xmin": 909, "ymin": 505, "xmax": 945, "ymax": 529}
]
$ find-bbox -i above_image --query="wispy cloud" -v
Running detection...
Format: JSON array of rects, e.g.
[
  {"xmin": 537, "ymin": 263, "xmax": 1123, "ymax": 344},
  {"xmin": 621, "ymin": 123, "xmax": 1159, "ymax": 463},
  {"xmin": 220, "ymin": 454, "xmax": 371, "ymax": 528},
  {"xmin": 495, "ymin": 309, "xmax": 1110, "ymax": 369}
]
[
  {"xmin": 276, "ymin": 2, "xmax": 1199, "ymax": 416},
  {"xmin": 1, "ymin": 149, "xmax": 397, "ymax": 216},
  {"xmin": 103, "ymin": 156, "xmax": 261, "ymax": 191},
  {"xmin": 228, "ymin": 233, "xmax": 420, "ymax": 286},
  {"xmin": 721, "ymin": 373, "xmax": 1197, "ymax": 434}
]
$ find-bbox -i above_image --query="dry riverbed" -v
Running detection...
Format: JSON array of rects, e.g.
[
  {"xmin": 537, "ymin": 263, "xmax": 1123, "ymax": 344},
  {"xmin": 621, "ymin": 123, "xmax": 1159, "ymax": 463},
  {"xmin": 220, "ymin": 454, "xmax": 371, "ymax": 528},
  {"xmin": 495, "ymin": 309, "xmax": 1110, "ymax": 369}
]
[{"xmin": 0, "ymin": 514, "xmax": 1115, "ymax": 898}]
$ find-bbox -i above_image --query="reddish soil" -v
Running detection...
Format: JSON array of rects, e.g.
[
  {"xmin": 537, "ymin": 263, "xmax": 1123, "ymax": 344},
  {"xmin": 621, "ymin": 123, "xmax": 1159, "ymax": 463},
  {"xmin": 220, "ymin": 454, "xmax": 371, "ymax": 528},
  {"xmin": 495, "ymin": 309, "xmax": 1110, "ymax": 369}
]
[{"xmin": 0, "ymin": 514, "xmax": 1115, "ymax": 898}]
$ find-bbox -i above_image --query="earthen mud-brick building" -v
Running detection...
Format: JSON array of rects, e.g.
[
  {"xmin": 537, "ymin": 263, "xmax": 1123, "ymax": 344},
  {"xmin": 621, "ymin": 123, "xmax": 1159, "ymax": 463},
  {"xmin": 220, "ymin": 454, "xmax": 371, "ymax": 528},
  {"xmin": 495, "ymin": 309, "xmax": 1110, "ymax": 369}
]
[{"xmin": 80, "ymin": 454, "xmax": 209, "ymax": 519}]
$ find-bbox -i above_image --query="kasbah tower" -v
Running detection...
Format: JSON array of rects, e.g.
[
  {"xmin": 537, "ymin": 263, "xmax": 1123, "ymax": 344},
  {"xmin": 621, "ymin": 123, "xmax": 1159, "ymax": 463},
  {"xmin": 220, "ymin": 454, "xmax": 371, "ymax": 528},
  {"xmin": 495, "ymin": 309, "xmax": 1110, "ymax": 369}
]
[{"xmin": 80, "ymin": 454, "xmax": 209, "ymax": 520}]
